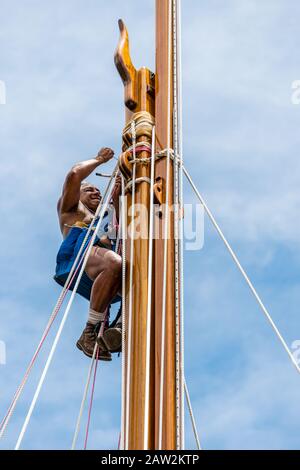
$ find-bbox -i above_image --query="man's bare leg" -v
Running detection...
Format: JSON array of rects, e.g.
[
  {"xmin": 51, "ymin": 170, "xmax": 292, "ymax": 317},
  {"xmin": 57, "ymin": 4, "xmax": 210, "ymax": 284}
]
[
  {"xmin": 76, "ymin": 245, "xmax": 122, "ymax": 360},
  {"xmin": 85, "ymin": 245, "xmax": 122, "ymax": 313}
]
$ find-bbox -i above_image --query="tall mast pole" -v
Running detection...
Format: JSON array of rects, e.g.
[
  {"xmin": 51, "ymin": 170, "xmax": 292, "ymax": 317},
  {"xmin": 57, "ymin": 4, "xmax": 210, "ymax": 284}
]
[
  {"xmin": 115, "ymin": 20, "xmax": 155, "ymax": 450},
  {"xmin": 154, "ymin": 0, "xmax": 182, "ymax": 450},
  {"xmin": 115, "ymin": 0, "xmax": 183, "ymax": 450}
]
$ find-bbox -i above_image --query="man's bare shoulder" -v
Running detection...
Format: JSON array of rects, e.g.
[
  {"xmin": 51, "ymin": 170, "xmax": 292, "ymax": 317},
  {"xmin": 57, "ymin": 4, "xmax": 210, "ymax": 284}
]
[{"xmin": 57, "ymin": 199, "xmax": 93, "ymax": 228}]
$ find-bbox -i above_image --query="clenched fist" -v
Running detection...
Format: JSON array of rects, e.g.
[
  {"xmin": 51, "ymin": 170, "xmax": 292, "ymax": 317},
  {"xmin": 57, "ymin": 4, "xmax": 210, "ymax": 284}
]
[
  {"xmin": 111, "ymin": 174, "xmax": 122, "ymax": 201},
  {"xmin": 96, "ymin": 147, "xmax": 115, "ymax": 163}
]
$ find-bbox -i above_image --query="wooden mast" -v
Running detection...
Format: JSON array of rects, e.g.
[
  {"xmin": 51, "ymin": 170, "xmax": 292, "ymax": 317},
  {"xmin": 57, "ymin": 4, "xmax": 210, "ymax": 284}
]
[
  {"xmin": 115, "ymin": 19, "xmax": 155, "ymax": 450},
  {"xmin": 154, "ymin": 0, "xmax": 179, "ymax": 450},
  {"xmin": 115, "ymin": 0, "xmax": 181, "ymax": 450}
]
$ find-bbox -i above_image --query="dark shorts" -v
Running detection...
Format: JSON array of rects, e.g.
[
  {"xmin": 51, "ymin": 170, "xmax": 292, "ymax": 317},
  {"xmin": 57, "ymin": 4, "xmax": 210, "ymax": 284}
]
[
  {"xmin": 54, "ymin": 226, "xmax": 120, "ymax": 303},
  {"xmin": 54, "ymin": 264, "xmax": 95, "ymax": 301}
]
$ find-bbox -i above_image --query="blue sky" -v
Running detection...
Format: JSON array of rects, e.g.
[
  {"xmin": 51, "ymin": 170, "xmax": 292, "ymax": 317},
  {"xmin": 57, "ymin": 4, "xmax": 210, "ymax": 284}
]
[{"xmin": 1, "ymin": 0, "xmax": 300, "ymax": 450}]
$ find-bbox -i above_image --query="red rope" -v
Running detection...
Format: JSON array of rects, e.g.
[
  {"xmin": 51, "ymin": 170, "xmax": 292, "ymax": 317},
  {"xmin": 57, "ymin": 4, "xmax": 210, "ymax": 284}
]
[
  {"xmin": 0, "ymin": 240, "xmax": 92, "ymax": 435},
  {"xmin": 84, "ymin": 346, "xmax": 99, "ymax": 450},
  {"xmin": 83, "ymin": 309, "xmax": 108, "ymax": 449}
]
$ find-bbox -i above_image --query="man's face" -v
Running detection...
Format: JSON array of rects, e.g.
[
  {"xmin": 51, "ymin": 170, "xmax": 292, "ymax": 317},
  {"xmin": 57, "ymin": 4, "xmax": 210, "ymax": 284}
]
[{"xmin": 80, "ymin": 184, "xmax": 102, "ymax": 212}]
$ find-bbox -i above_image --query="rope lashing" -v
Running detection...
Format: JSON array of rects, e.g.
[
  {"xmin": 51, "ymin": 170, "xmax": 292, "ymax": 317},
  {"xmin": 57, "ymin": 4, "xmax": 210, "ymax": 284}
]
[
  {"xmin": 126, "ymin": 141, "xmax": 152, "ymax": 154},
  {"xmin": 119, "ymin": 111, "xmax": 154, "ymax": 185},
  {"xmin": 124, "ymin": 176, "xmax": 151, "ymax": 193},
  {"xmin": 122, "ymin": 111, "xmax": 154, "ymax": 149}
]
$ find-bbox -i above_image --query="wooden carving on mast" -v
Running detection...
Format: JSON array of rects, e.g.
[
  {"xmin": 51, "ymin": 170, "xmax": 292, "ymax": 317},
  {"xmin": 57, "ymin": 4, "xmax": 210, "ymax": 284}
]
[{"xmin": 115, "ymin": 0, "xmax": 184, "ymax": 450}]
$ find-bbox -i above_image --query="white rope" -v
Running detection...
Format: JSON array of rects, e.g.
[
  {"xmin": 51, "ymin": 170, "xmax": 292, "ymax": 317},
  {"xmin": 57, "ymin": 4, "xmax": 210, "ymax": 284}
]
[
  {"xmin": 73, "ymin": 180, "xmax": 123, "ymax": 450},
  {"xmin": 120, "ymin": 175, "xmax": 126, "ymax": 450},
  {"xmin": 183, "ymin": 166, "xmax": 300, "ymax": 375},
  {"xmin": 14, "ymin": 164, "xmax": 119, "ymax": 450},
  {"xmin": 172, "ymin": 0, "xmax": 184, "ymax": 450},
  {"xmin": 125, "ymin": 121, "xmax": 137, "ymax": 450},
  {"xmin": 71, "ymin": 311, "xmax": 109, "ymax": 450},
  {"xmin": 184, "ymin": 379, "xmax": 201, "ymax": 450},
  {"xmin": 158, "ymin": 0, "xmax": 173, "ymax": 450},
  {"xmin": 143, "ymin": 126, "xmax": 155, "ymax": 449},
  {"xmin": 0, "ymin": 184, "xmax": 103, "ymax": 440},
  {"xmin": 71, "ymin": 343, "xmax": 98, "ymax": 449},
  {"xmin": 124, "ymin": 176, "xmax": 151, "ymax": 193},
  {"xmin": 177, "ymin": 0, "xmax": 185, "ymax": 451}
]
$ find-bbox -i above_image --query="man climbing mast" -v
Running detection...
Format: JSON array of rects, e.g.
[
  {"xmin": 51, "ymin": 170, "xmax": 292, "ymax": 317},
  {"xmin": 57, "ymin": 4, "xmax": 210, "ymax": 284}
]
[{"xmin": 54, "ymin": 147, "xmax": 122, "ymax": 361}]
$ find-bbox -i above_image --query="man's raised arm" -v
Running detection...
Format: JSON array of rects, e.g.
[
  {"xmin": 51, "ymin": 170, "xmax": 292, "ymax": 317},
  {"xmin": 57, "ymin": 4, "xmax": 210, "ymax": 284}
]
[{"xmin": 58, "ymin": 147, "xmax": 114, "ymax": 213}]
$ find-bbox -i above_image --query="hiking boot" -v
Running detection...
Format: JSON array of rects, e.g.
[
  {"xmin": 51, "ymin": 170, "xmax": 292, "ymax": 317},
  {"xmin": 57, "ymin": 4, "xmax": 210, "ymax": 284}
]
[
  {"xmin": 76, "ymin": 322, "xmax": 112, "ymax": 361},
  {"xmin": 100, "ymin": 323, "xmax": 122, "ymax": 353}
]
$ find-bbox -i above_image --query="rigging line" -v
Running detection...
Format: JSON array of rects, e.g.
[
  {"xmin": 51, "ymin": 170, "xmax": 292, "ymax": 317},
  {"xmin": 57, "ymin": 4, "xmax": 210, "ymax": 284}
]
[
  {"xmin": 0, "ymin": 262, "xmax": 79, "ymax": 438},
  {"xmin": 176, "ymin": 0, "xmax": 185, "ymax": 451},
  {"xmin": 125, "ymin": 121, "xmax": 137, "ymax": 450},
  {"xmin": 84, "ymin": 346, "xmax": 99, "ymax": 450},
  {"xmin": 0, "ymin": 191, "xmax": 102, "ymax": 439},
  {"xmin": 158, "ymin": 0, "xmax": 173, "ymax": 450},
  {"xmin": 72, "ymin": 310, "xmax": 109, "ymax": 450},
  {"xmin": 184, "ymin": 379, "xmax": 201, "ymax": 450},
  {"xmin": 71, "ymin": 344, "xmax": 96, "ymax": 450},
  {"xmin": 143, "ymin": 125, "xmax": 155, "ymax": 449},
  {"xmin": 120, "ymin": 175, "xmax": 126, "ymax": 450},
  {"xmin": 172, "ymin": 0, "xmax": 183, "ymax": 450},
  {"xmin": 15, "ymin": 165, "xmax": 118, "ymax": 450},
  {"xmin": 183, "ymin": 166, "xmax": 300, "ymax": 375}
]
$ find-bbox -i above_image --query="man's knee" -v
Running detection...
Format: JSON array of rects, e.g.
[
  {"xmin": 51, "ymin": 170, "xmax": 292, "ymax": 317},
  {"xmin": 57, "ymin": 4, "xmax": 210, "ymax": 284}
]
[{"xmin": 105, "ymin": 251, "xmax": 122, "ymax": 276}]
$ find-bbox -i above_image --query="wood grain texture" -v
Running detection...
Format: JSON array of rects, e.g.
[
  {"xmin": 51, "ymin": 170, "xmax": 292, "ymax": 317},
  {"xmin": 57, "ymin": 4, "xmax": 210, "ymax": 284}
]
[
  {"xmin": 154, "ymin": 0, "xmax": 177, "ymax": 450},
  {"xmin": 115, "ymin": 2, "xmax": 179, "ymax": 448},
  {"xmin": 115, "ymin": 20, "xmax": 155, "ymax": 449}
]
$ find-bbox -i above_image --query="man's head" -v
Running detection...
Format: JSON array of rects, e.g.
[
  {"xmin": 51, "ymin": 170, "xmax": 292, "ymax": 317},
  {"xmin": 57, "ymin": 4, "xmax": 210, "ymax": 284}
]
[{"xmin": 80, "ymin": 181, "xmax": 102, "ymax": 213}]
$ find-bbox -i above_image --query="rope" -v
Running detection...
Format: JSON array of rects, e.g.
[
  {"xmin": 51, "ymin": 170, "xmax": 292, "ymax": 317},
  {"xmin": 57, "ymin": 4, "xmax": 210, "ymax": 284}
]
[
  {"xmin": 177, "ymin": 0, "xmax": 185, "ymax": 450},
  {"xmin": 71, "ymin": 308, "xmax": 109, "ymax": 450},
  {"xmin": 124, "ymin": 176, "xmax": 151, "ymax": 193},
  {"xmin": 183, "ymin": 166, "xmax": 300, "ymax": 375},
  {"xmin": 143, "ymin": 126, "xmax": 155, "ymax": 449},
  {"xmin": 0, "ymin": 263, "xmax": 79, "ymax": 439},
  {"xmin": 83, "ymin": 346, "xmax": 99, "ymax": 450},
  {"xmin": 125, "ymin": 120, "xmax": 137, "ymax": 450},
  {"xmin": 184, "ymin": 379, "xmax": 201, "ymax": 450},
  {"xmin": 71, "ymin": 345, "xmax": 97, "ymax": 449},
  {"xmin": 15, "ymin": 165, "xmax": 118, "ymax": 450},
  {"xmin": 158, "ymin": 0, "xmax": 173, "ymax": 450},
  {"xmin": 126, "ymin": 141, "xmax": 152, "ymax": 154},
  {"xmin": 120, "ymin": 175, "xmax": 127, "ymax": 450},
  {"xmin": 122, "ymin": 113, "xmax": 154, "ymax": 148},
  {"xmin": 0, "ymin": 176, "xmax": 105, "ymax": 439},
  {"xmin": 172, "ymin": 0, "xmax": 184, "ymax": 450}
]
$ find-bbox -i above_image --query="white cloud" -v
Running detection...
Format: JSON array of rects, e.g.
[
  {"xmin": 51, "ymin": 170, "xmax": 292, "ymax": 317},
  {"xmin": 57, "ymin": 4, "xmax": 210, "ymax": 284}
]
[{"xmin": 1, "ymin": 0, "xmax": 300, "ymax": 450}]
